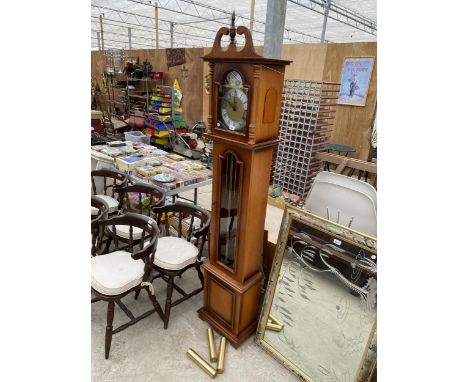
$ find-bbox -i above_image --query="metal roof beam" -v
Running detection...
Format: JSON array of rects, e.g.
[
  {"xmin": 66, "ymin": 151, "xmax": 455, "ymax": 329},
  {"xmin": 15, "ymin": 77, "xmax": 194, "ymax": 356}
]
[
  {"xmin": 126, "ymin": 0, "xmax": 325, "ymax": 43},
  {"xmin": 174, "ymin": 0, "xmax": 325, "ymax": 42},
  {"xmin": 91, "ymin": 28, "xmax": 173, "ymax": 46},
  {"xmin": 91, "ymin": 35, "xmax": 155, "ymax": 48},
  {"xmin": 288, "ymin": 0, "xmax": 376, "ymax": 36},
  {"xmin": 125, "ymin": 0, "xmax": 266, "ymax": 44},
  {"xmin": 91, "ymin": 16, "xmax": 215, "ymax": 44},
  {"xmin": 92, "ymin": 5, "xmax": 233, "ymax": 46}
]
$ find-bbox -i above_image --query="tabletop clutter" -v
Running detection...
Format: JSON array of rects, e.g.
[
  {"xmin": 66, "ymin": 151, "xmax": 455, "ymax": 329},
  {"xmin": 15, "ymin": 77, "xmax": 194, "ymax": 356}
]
[{"xmin": 91, "ymin": 141, "xmax": 212, "ymax": 191}]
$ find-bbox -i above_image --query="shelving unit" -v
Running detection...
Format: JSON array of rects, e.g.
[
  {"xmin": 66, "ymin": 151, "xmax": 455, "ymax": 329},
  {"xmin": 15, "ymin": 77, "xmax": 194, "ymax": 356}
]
[
  {"xmin": 272, "ymin": 79, "xmax": 340, "ymax": 199},
  {"xmin": 145, "ymin": 85, "xmax": 174, "ymax": 148},
  {"xmin": 126, "ymin": 77, "xmax": 164, "ymax": 119}
]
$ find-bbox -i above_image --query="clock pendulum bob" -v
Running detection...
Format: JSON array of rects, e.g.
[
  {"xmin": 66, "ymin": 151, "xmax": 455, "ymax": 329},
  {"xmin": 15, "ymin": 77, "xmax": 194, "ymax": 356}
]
[{"xmin": 197, "ymin": 12, "xmax": 291, "ymax": 348}]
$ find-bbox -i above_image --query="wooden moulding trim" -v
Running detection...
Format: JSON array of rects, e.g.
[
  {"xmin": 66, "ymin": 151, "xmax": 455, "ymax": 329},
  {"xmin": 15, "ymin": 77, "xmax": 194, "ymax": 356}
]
[
  {"xmin": 315, "ymin": 152, "xmax": 377, "ymax": 173},
  {"xmin": 319, "ymin": 81, "xmax": 342, "ymax": 85},
  {"xmin": 313, "ymin": 122, "xmax": 335, "ymax": 127},
  {"xmin": 202, "ymin": 262, "xmax": 262, "ymax": 294},
  {"xmin": 248, "ymin": 64, "xmax": 261, "ymax": 145},
  {"xmin": 200, "ymin": 15, "xmax": 291, "ymax": 66},
  {"xmin": 206, "ymin": 62, "xmax": 215, "ymax": 134},
  {"xmin": 202, "ymin": 57, "xmax": 292, "ymax": 66},
  {"xmin": 203, "ymin": 133, "xmax": 279, "ymax": 151}
]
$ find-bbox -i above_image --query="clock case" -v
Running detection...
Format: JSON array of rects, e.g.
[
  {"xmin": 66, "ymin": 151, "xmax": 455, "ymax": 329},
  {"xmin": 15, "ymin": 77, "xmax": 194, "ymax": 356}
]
[{"xmin": 198, "ymin": 14, "xmax": 291, "ymax": 348}]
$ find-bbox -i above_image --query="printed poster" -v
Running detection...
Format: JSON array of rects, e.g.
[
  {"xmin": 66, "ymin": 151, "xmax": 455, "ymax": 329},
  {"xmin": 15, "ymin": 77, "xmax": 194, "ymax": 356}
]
[{"xmin": 337, "ymin": 57, "xmax": 375, "ymax": 106}]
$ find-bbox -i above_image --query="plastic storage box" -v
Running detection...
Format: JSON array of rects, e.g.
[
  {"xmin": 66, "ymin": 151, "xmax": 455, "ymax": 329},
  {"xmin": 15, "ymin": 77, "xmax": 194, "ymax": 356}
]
[{"xmin": 124, "ymin": 131, "xmax": 151, "ymax": 145}]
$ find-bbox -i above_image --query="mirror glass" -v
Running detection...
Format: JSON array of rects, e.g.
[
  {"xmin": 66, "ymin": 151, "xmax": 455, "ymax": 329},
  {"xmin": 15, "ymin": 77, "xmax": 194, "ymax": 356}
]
[{"xmin": 257, "ymin": 206, "xmax": 377, "ymax": 382}]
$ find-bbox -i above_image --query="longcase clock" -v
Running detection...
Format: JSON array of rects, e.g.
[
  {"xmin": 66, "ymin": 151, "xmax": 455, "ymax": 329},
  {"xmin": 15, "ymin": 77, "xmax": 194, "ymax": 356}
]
[{"xmin": 198, "ymin": 13, "xmax": 291, "ymax": 348}]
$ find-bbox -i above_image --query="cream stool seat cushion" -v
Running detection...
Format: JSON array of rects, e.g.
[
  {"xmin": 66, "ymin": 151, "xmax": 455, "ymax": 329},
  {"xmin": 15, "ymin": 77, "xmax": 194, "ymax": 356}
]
[
  {"xmin": 91, "ymin": 250, "xmax": 144, "ymax": 295},
  {"xmin": 95, "ymin": 195, "xmax": 119, "ymax": 213},
  {"xmin": 153, "ymin": 236, "xmax": 198, "ymax": 271},
  {"xmin": 114, "ymin": 225, "xmax": 144, "ymax": 239}
]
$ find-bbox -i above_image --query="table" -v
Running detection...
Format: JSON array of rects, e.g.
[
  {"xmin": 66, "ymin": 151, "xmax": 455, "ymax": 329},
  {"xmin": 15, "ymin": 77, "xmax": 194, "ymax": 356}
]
[
  {"xmin": 91, "ymin": 145, "xmax": 212, "ymax": 205},
  {"xmin": 325, "ymin": 143, "xmax": 357, "ymax": 171},
  {"xmin": 130, "ymin": 174, "xmax": 212, "ymax": 205},
  {"xmin": 326, "ymin": 143, "xmax": 357, "ymax": 156}
]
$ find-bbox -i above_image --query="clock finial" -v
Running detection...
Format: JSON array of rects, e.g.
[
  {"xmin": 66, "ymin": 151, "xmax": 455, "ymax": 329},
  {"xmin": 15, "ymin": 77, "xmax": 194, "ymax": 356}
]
[{"xmin": 229, "ymin": 11, "xmax": 236, "ymax": 45}]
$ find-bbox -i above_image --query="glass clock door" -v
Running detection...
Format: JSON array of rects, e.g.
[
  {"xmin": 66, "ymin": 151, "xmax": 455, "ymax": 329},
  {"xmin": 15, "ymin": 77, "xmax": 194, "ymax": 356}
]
[{"xmin": 217, "ymin": 151, "xmax": 243, "ymax": 270}]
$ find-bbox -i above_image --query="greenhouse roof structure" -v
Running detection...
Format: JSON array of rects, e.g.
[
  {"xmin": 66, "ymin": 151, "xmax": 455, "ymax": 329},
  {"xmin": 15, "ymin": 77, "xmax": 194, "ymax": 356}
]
[{"xmin": 91, "ymin": 0, "xmax": 376, "ymax": 50}]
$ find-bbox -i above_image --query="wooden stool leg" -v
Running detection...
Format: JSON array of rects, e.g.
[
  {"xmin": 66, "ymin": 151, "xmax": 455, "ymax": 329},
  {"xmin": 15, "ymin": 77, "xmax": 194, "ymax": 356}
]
[
  {"xmin": 104, "ymin": 235, "xmax": 112, "ymax": 253},
  {"xmin": 91, "ymin": 231, "xmax": 96, "ymax": 256},
  {"xmin": 163, "ymin": 276, "xmax": 174, "ymax": 330},
  {"xmin": 145, "ymin": 287, "xmax": 165, "ymax": 321},
  {"xmin": 105, "ymin": 301, "xmax": 115, "ymax": 359},
  {"xmin": 134, "ymin": 289, "xmax": 141, "ymax": 300},
  {"xmin": 196, "ymin": 263, "xmax": 204, "ymax": 288}
]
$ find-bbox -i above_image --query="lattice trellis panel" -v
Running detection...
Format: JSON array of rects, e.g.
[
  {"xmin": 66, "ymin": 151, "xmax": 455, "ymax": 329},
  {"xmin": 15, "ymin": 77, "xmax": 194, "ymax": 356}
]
[{"xmin": 272, "ymin": 79, "xmax": 340, "ymax": 199}]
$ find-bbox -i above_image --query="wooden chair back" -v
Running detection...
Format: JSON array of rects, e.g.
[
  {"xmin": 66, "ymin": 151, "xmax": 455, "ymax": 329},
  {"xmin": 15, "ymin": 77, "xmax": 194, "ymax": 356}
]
[
  {"xmin": 152, "ymin": 202, "xmax": 211, "ymax": 259},
  {"xmin": 91, "ymin": 168, "xmax": 128, "ymax": 199},
  {"xmin": 99, "ymin": 213, "xmax": 160, "ymax": 279},
  {"xmin": 115, "ymin": 183, "xmax": 166, "ymax": 217},
  {"xmin": 91, "ymin": 196, "xmax": 109, "ymax": 256}
]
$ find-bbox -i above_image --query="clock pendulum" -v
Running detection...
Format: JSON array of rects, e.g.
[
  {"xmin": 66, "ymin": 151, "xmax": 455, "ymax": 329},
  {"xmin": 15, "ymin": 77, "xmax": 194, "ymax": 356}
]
[{"xmin": 197, "ymin": 11, "xmax": 292, "ymax": 348}]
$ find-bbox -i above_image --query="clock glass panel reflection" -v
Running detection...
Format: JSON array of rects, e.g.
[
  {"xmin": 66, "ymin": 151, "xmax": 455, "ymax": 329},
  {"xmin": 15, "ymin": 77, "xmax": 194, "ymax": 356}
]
[{"xmin": 217, "ymin": 151, "xmax": 242, "ymax": 270}]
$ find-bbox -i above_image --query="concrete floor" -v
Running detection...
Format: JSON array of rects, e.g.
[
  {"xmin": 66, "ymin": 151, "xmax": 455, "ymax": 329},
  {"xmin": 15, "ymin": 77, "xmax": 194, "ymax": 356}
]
[
  {"xmin": 92, "ymin": 185, "xmax": 296, "ymax": 381},
  {"xmin": 91, "ymin": 271, "xmax": 297, "ymax": 382}
]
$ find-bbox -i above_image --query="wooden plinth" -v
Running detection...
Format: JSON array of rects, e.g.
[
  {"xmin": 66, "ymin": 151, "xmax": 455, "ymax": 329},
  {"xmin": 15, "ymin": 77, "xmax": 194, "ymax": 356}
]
[
  {"xmin": 198, "ymin": 307, "xmax": 258, "ymax": 349},
  {"xmin": 198, "ymin": 263, "xmax": 262, "ymax": 348}
]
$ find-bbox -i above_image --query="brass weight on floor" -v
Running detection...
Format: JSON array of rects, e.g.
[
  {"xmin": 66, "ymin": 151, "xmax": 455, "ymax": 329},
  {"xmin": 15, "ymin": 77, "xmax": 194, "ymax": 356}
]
[
  {"xmin": 266, "ymin": 321, "xmax": 283, "ymax": 332},
  {"xmin": 187, "ymin": 348, "xmax": 218, "ymax": 379},
  {"xmin": 217, "ymin": 337, "xmax": 227, "ymax": 374},
  {"xmin": 187, "ymin": 327, "xmax": 228, "ymax": 378},
  {"xmin": 266, "ymin": 314, "xmax": 284, "ymax": 332},
  {"xmin": 207, "ymin": 327, "xmax": 218, "ymax": 362}
]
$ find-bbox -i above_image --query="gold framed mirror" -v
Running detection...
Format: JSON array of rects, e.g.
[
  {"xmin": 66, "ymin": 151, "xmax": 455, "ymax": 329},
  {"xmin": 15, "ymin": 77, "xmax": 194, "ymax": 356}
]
[{"xmin": 256, "ymin": 205, "xmax": 377, "ymax": 382}]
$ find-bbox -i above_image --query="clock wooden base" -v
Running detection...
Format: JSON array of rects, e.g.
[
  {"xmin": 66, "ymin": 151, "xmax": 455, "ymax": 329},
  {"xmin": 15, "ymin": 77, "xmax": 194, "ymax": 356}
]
[{"xmin": 198, "ymin": 262, "xmax": 262, "ymax": 348}]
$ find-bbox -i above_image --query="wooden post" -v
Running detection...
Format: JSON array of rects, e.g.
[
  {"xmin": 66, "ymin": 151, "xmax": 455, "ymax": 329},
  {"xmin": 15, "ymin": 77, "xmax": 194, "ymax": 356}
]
[
  {"xmin": 250, "ymin": 0, "xmax": 255, "ymax": 34},
  {"xmin": 99, "ymin": 15, "xmax": 105, "ymax": 51},
  {"xmin": 155, "ymin": 1, "xmax": 159, "ymax": 49}
]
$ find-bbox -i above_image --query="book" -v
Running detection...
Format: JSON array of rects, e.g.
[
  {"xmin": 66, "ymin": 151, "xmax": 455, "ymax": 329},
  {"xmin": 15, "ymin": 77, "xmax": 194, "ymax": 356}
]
[{"xmin": 115, "ymin": 156, "xmax": 146, "ymax": 171}]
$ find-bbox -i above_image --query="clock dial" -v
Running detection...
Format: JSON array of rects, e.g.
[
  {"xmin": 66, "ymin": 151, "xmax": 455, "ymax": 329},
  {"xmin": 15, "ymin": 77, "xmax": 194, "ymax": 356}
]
[
  {"xmin": 225, "ymin": 70, "xmax": 243, "ymax": 87},
  {"xmin": 220, "ymin": 88, "xmax": 248, "ymax": 132}
]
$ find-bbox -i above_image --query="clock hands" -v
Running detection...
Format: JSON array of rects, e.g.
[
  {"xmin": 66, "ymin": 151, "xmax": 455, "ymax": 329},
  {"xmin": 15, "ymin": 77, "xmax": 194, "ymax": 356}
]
[
  {"xmin": 226, "ymin": 92, "xmax": 238, "ymax": 111},
  {"xmin": 227, "ymin": 99, "xmax": 236, "ymax": 111}
]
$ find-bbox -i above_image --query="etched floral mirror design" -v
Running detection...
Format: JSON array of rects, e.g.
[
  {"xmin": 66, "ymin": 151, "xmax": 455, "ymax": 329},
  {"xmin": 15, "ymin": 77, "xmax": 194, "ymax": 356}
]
[{"xmin": 256, "ymin": 206, "xmax": 377, "ymax": 382}]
